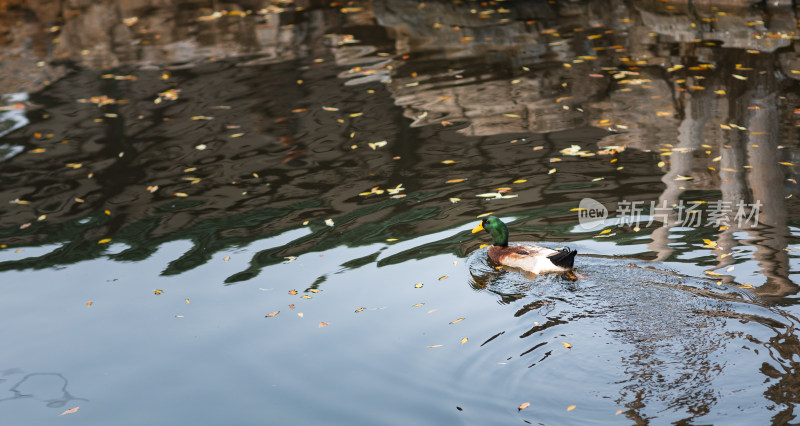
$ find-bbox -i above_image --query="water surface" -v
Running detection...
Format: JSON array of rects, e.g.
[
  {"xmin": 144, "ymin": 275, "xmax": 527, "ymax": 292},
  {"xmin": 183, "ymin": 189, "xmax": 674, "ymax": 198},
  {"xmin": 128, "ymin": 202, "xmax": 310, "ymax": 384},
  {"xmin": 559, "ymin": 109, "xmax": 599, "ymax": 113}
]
[{"xmin": 2, "ymin": 0, "xmax": 800, "ymax": 424}]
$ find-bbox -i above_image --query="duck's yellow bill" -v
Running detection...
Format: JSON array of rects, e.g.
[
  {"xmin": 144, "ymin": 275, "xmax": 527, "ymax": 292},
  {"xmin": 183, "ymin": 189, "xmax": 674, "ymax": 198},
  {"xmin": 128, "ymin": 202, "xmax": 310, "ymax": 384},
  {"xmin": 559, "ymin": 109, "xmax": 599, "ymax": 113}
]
[{"xmin": 471, "ymin": 223, "xmax": 485, "ymax": 233}]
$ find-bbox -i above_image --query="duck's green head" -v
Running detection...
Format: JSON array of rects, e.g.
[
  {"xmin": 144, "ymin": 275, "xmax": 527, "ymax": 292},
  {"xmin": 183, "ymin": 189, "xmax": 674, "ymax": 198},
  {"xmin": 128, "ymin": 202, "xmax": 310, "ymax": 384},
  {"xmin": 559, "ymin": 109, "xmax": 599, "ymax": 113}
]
[{"xmin": 471, "ymin": 215, "xmax": 509, "ymax": 247}]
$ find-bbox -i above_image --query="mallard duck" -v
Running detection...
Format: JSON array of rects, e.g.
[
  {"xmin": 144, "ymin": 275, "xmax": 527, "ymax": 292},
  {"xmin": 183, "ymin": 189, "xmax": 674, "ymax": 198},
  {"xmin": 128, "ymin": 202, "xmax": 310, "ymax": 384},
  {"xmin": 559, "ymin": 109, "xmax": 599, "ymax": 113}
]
[{"xmin": 472, "ymin": 215, "xmax": 577, "ymax": 274}]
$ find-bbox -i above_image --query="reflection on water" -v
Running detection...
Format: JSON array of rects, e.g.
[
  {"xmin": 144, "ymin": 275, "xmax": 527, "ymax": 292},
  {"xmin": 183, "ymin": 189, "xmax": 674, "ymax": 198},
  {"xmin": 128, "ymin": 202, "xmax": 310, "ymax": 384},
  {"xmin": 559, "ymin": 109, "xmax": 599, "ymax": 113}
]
[{"xmin": 2, "ymin": 0, "xmax": 800, "ymax": 424}]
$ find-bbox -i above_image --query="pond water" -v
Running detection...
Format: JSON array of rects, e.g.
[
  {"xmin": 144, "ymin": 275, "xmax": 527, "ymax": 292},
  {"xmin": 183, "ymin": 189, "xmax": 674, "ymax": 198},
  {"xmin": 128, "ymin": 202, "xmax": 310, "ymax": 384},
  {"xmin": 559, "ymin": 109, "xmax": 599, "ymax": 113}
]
[{"xmin": 2, "ymin": 0, "xmax": 800, "ymax": 424}]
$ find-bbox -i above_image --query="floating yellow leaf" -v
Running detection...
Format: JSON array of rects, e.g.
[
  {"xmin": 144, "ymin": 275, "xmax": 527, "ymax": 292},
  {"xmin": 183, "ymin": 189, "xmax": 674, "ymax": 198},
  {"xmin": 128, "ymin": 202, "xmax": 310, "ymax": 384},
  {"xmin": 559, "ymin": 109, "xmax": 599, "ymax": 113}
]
[
  {"xmin": 154, "ymin": 289, "xmax": 164, "ymax": 295},
  {"xmin": 368, "ymin": 141, "xmax": 387, "ymax": 150},
  {"xmin": 732, "ymin": 74, "xmax": 747, "ymax": 80},
  {"xmin": 265, "ymin": 311, "xmax": 280, "ymax": 318},
  {"xmin": 446, "ymin": 178, "xmax": 467, "ymax": 183},
  {"xmin": 289, "ymin": 290, "xmax": 298, "ymax": 295},
  {"xmin": 739, "ymin": 284, "xmax": 754, "ymax": 289},
  {"xmin": 449, "ymin": 198, "xmax": 461, "ymax": 203},
  {"xmin": 513, "ymin": 179, "xmax": 527, "ymax": 183},
  {"xmin": 298, "ymin": 313, "xmax": 304, "ymax": 317},
  {"xmin": 599, "ymin": 229, "xmax": 612, "ymax": 234},
  {"xmin": 185, "ymin": 298, "xmax": 190, "ymax": 304},
  {"xmin": 59, "ymin": 407, "xmax": 79, "ymax": 416},
  {"xmin": 567, "ymin": 405, "xmax": 576, "ymax": 412},
  {"xmin": 301, "ymin": 295, "xmax": 312, "ymax": 299},
  {"xmin": 705, "ymin": 270, "xmax": 722, "ymax": 276},
  {"xmin": 355, "ymin": 307, "xmax": 365, "ymax": 313},
  {"xmin": 98, "ymin": 238, "xmax": 112, "ymax": 244},
  {"xmin": 224, "ymin": 256, "xmax": 230, "ymax": 261},
  {"xmin": 449, "ymin": 317, "xmax": 465, "ymax": 324},
  {"xmin": 562, "ymin": 342, "xmax": 572, "ymax": 348},
  {"xmin": 322, "ymin": 106, "xmax": 339, "ymax": 111},
  {"xmin": 548, "ymin": 168, "xmax": 556, "ymax": 174},
  {"xmin": 427, "ymin": 344, "xmax": 443, "ymax": 348},
  {"xmin": 318, "ymin": 322, "xmax": 329, "ymax": 328},
  {"xmin": 461, "ymin": 337, "xmax": 468, "ymax": 344},
  {"xmin": 412, "ymin": 303, "xmax": 425, "ymax": 307},
  {"xmin": 519, "ymin": 402, "xmax": 531, "ymax": 411},
  {"xmin": 675, "ymin": 175, "xmax": 694, "ymax": 181},
  {"xmin": 615, "ymin": 410, "xmax": 624, "ymax": 415},
  {"xmin": 414, "ymin": 283, "xmax": 423, "ymax": 288},
  {"xmin": 86, "ymin": 301, "xmax": 92, "ymax": 307},
  {"xmin": 441, "ymin": 160, "xmax": 456, "ymax": 164},
  {"xmin": 479, "ymin": 243, "xmax": 489, "ymax": 248},
  {"xmin": 325, "ymin": 218, "xmax": 334, "ymax": 227},
  {"xmin": 174, "ymin": 192, "xmax": 188, "ymax": 197},
  {"xmin": 570, "ymin": 208, "xmax": 587, "ymax": 212},
  {"xmin": 439, "ymin": 275, "xmax": 449, "ymax": 281},
  {"xmin": 386, "ymin": 238, "xmax": 398, "ymax": 242},
  {"xmin": 779, "ymin": 162, "xmax": 796, "ymax": 166}
]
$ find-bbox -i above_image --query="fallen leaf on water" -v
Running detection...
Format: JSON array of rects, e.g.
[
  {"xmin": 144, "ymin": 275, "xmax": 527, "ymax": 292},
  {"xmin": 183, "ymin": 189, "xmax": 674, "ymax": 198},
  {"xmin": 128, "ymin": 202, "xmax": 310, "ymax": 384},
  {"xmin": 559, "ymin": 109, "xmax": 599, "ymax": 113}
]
[
  {"xmin": 739, "ymin": 284, "xmax": 754, "ymax": 289},
  {"xmin": 86, "ymin": 301, "xmax": 92, "ymax": 307},
  {"xmin": 223, "ymin": 256, "xmax": 230, "ymax": 261},
  {"xmin": 427, "ymin": 344, "xmax": 443, "ymax": 348},
  {"xmin": 449, "ymin": 198, "xmax": 461, "ymax": 204},
  {"xmin": 319, "ymin": 322, "xmax": 329, "ymax": 328},
  {"xmin": 446, "ymin": 178, "xmax": 467, "ymax": 183},
  {"xmin": 518, "ymin": 402, "xmax": 530, "ymax": 411},
  {"xmin": 702, "ymin": 239, "xmax": 717, "ymax": 248},
  {"xmin": 310, "ymin": 289, "xmax": 320, "ymax": 293},
  {"xmin": 185, "ymin": 299, "xmax": 190, "ymax": 304},
  {"xmin": 265, "ymin": 311, "xmax": 279, "ymax": 318},
  {"xmin": 705, "ymin": 270, "xmax": 722, "ymax": 276},
  {"xmin": 174, "ymin": 192, "xmax": 188, "ymax": 197},
  {"xmin": 154, "ymin": 289, "xmax": 163, "ymax": 295},
  {"xmin": 439, "ymin": 275, "xmax": 449, "ymax": 281},
  {"xmin": 147, "ymin": 185, "xmax": 159, "ymax": 193},
  {"xmin": 368, "ymin": 141, "xmax": 387, "ymax": 150},
  {"xmin": 98, "ymin": 238, "xmax": 112, "ymax": 244},
  {"xmin": 322, "ymin": 106, "xmax": 339, "ymax": 111},
  {"xmin": 415, "ymin": 283, "xmax": 423, "ymax": 288},
  {"xmin": 59, "ymin": 407, "xmax": 79, "ymax": 416},
  {"xmin": 450, "ymin": 318, "xmax": 465, "ymax": 324},
  {"xmin": 567, "ymin": 405, "xmax": 576, "ymax": 411},
  {"xmin": 599, "ymin": 229, "xmax": 612, "ymax": 234},
  {"xmin": 513, "ymin": 179, "xmax": 527, "ymax": 183},
  {"xmin": 289, "ymin": 290, "xmax": 298, "ymax": 295},
  {"xmin": 461, "ymin": 337, "xmax": 468, "ymax": 344},
  {"xmin": 779, "ymin": 162, "xmax": 796, "ymax": 166},
  {"xmin": 301, "ymin": 295, "xmax": 312, "ymax": 299},
  {"xmin": 324, "ymin": 218, "xmax": 334, "ymax": 227},
  {"xmin": 288, "ymin": 304, "xmax": 295, "ymax": 309},
  {"xmin": 562, "ymin": 342, "xmax": 572, "ymax": 348},
  {"xmin": 386, "ymin": 238, "xmax": 398, "ymax": 242},
  {"xmin": 615, "ymin": 410, "xmax": 624, "ymax": 415},
  {"xmin": 441, "ymin": 160, "xmax": 456, "ymax": 164},
  {"xmin": 548, "ymin": 168, "xmax": 556, "ymax": 174},
  {"xmin": 355, "ymin": 307, "xmax": 365, "ymax": 313}
]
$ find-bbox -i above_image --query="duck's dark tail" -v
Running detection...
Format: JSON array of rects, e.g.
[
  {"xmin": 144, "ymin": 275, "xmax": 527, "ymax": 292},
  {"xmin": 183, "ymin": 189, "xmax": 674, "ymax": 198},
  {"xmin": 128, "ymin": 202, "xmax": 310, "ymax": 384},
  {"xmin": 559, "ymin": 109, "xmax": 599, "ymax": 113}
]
[{"xmin": 548, "ymin": 247, "xmax": 577, "ymax": 268}]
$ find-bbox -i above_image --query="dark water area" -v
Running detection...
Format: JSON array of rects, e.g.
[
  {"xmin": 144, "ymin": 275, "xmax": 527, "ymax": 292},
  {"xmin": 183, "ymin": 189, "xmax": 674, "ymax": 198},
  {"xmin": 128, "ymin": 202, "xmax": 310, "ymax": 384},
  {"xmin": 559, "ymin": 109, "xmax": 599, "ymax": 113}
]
[{"xmin": 3, "ymin": 0, "xmax": 800, "ymax": 424}]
